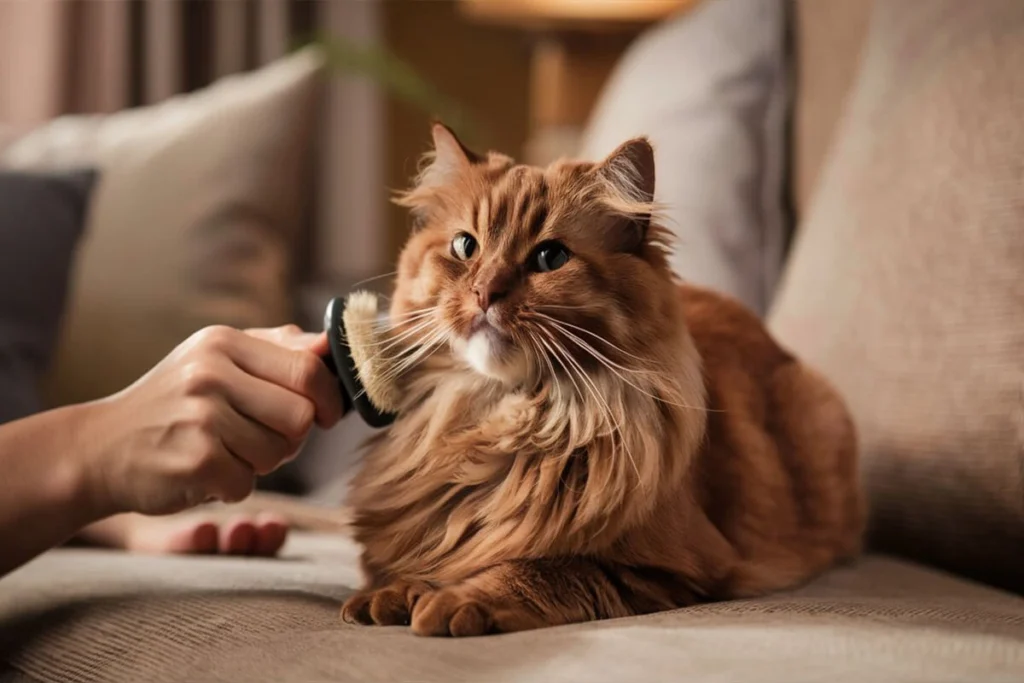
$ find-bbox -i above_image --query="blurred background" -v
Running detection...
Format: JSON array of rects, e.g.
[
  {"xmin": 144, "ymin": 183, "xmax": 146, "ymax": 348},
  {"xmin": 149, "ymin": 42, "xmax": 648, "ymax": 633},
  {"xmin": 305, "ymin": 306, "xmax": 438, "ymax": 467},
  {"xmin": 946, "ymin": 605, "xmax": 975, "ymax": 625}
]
[
  {"xmin": 0, "ymin": 0, "xmax": 701, "ymax": 492},
  {"xmin": 0, "ymin": 0, "xmax": 688, "ymax": 288}
]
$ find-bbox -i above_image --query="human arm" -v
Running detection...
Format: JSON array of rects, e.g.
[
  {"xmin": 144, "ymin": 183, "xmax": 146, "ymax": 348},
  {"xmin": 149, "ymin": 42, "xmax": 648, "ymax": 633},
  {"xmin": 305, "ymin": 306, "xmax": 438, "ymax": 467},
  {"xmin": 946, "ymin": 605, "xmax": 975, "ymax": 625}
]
[{"xmin": 0, "ymin": 325, "xmax": 344, "ymax": 577}]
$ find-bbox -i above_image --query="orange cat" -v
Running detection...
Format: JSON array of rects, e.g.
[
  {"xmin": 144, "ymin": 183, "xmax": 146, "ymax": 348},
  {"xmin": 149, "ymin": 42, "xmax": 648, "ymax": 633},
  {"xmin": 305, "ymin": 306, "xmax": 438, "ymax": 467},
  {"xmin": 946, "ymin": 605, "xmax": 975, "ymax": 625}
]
[{"xmin": 341, "ymin": 124, "xmax": 864, "ymax": 637}]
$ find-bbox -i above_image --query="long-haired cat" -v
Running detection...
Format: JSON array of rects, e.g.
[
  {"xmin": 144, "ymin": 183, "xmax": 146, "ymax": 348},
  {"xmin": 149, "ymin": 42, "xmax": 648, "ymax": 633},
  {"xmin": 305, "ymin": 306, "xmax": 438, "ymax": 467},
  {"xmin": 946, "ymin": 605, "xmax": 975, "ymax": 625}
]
[{"xmin": 341, "ymin": 123, "xmax": 864, "ymax": 637}]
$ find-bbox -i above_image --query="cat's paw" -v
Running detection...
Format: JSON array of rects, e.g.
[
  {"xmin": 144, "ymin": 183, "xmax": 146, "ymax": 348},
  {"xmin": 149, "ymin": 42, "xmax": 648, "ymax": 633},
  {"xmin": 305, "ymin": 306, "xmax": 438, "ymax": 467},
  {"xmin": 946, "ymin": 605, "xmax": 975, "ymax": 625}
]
[
  {"xmin": 341, "ymin": 581, "xmax": 430, "ymax": 626},
  {"xmin": 410, "ymin": 586, "xmax": 496, "ymax": 637}
]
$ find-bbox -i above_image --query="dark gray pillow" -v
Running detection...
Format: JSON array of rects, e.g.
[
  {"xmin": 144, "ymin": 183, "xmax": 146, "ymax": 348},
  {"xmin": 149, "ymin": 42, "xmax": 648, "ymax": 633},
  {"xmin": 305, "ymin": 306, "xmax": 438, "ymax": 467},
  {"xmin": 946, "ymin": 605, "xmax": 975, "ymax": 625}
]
[{"xmin": 0, "ymin": 169, "xmax": 96, "ymax": 424}]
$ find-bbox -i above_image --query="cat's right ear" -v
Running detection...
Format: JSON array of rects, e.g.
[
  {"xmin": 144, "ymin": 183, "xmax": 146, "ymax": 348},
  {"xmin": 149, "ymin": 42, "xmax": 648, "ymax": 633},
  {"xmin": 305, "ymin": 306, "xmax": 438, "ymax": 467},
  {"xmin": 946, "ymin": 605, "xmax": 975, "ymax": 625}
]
[{"xmin": 419, "ymin": 122, "xmax": 482, "ymax": 189}]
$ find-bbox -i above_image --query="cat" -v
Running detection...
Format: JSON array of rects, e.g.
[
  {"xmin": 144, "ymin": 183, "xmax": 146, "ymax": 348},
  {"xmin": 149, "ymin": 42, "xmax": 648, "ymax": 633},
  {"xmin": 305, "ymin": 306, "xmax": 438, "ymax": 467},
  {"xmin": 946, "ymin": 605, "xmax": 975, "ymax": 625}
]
[{"xmin": 341, "ymin": 123, "xmax": 864, "ymax": 637}]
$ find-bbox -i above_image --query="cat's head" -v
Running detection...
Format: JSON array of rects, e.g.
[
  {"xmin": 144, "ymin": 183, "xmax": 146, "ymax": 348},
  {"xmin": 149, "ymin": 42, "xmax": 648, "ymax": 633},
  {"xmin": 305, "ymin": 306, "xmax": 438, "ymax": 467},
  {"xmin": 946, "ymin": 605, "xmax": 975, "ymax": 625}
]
[{"xmin": 390, "ymin": 123, "xmax": 680, "ymax": 389}]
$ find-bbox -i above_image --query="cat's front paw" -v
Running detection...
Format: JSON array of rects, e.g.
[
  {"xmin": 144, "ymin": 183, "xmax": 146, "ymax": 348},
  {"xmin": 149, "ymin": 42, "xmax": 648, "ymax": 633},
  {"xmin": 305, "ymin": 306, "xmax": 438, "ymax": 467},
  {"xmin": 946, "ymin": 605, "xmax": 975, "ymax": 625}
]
[
  {"xmin": 410, "ymin": 585, "xmax": 547, "ymax": 637},
  {"xmin": 341, "ymin": 580, "xmax": 430, "ymax": 626},
  {"xmin": 410, "ymin": 586, "xmax": 495, "ymax": 637}
]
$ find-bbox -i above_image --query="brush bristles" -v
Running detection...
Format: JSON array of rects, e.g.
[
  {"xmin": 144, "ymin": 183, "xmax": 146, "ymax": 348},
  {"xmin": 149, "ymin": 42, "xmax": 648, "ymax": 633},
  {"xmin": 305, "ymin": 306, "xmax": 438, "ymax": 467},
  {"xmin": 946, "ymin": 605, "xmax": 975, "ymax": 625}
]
[{"xmin": 342, "ymin": 290, "xmax": 402, "ymax": 414}]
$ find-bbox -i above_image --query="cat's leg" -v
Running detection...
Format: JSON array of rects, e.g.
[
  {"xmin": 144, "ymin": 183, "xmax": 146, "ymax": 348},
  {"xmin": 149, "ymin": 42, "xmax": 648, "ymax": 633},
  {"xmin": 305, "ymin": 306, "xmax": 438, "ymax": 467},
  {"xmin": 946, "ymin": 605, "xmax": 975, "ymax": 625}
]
[{"xmin": 410, "ymin": 558, "xmax": 698, "ymax": 637}]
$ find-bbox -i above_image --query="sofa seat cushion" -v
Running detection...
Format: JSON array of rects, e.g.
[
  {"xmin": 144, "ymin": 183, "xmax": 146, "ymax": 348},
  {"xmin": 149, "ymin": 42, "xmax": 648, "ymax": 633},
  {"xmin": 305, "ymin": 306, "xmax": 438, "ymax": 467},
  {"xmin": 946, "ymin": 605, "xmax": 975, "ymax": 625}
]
[{"xmin": 2, "ymin": 537, "xmax": 1022, "ymax": 683}]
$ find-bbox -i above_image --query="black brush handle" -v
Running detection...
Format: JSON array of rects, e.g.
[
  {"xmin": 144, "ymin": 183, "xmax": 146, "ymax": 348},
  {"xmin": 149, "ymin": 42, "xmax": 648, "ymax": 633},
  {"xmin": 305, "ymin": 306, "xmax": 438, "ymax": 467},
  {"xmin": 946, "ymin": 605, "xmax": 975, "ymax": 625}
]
[{"xmin": 321, "ymin": 296, "xmax": 396, "ymax": 429}]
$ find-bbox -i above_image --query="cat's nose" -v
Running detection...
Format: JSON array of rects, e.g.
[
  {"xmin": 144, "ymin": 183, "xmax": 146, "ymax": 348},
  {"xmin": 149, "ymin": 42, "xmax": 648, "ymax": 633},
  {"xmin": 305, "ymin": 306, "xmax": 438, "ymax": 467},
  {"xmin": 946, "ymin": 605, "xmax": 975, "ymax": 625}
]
[{"xmin": 474, "ymin": 282, "xmax": 509, "ymax": 311}]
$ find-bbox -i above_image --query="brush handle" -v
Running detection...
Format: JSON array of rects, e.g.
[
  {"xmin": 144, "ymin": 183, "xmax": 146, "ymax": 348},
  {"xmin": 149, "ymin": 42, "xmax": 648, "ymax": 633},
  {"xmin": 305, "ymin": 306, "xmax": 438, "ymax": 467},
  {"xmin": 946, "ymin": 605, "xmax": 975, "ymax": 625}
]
[{"xmin": 322, "ymin": 296, "xmax": 397, "ymax": 429}]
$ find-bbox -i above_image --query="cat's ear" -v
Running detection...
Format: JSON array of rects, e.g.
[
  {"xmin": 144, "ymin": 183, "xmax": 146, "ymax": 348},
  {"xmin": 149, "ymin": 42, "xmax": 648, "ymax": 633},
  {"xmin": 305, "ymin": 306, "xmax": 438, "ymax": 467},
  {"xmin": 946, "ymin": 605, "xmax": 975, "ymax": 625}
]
[
  {"xmin": 420, "ymin": 122, "xmax": 483, "ymax": 188},
  {"xmin": 597, "ymin": 137, "xmax": 656, "ymax": 213},
  {"xmin": 394, "ymin": 123, "xmax": 483, "ymax": 227},
  {"xmin": 594, "ymin": 137, "xmax": 657, "ymax": 250}
]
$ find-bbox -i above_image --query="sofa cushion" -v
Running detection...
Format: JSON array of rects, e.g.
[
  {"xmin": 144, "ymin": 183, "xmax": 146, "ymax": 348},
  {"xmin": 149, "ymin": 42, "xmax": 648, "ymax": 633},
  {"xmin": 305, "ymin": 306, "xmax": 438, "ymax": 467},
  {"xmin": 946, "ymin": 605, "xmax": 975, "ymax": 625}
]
[
  {"xmin": 580, "ymin": 0, "xmax": 790, "ymax": 316},
  {"xmin": 0, "ymin": 169, "xmax": 96, "ymax": 424},
  {"xmin": 2, "ymin": 538, "xmax": 1022, "ymax": 683},
  {"xmin": 0, "ymin": 48, "xmax": 324, "ymax": 406},
  {"xmin": 791, "ymin": 0, "xmax": 873, "ymax": 219},
  {"xmin": 769, "ymin": 0, "xmax": 1024, "ymax": 592}
]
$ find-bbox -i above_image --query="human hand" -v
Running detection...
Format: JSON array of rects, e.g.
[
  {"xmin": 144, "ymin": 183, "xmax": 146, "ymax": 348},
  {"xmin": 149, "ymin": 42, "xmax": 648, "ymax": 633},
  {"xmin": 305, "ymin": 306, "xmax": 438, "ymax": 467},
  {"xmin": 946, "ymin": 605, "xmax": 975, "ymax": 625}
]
[{"xmin": 81, "ymin": 325, "xmax": 344, "ymax": 517}]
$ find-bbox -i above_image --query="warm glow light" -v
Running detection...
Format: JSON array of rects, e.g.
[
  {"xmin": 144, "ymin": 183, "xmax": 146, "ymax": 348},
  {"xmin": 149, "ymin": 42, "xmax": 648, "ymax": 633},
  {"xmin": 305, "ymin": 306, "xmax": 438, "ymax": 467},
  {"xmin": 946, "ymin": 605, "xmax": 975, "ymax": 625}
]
[{"xmin": 461, "ymin": 0, "xmax": 695, "ymax": 27}]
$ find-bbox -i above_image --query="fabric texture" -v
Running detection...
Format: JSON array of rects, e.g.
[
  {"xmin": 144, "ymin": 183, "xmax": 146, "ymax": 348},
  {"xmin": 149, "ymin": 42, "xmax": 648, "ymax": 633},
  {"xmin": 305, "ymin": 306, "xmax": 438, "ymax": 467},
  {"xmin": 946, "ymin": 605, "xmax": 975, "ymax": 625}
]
[
  {"xmin": 1, "ymin": 538, "xmax": 1022, "ymax": 683},
  {"xmin": 0, "ymin": 169, "xmax": 95, "ymax": 423},
  {"xmin": 790, "ymin": 0, "xmax": 873, "ymax": 219},
  {"xmin": 0, "ymin": 47, "xmax": 325, "ymax": 405},
  {"xmin": 769, "ymin": 0, "xmax": 1024, "ymax": 593},
  {"xmin": 580, "ymin": 0, "xmax": 790, "ymax": 316}
]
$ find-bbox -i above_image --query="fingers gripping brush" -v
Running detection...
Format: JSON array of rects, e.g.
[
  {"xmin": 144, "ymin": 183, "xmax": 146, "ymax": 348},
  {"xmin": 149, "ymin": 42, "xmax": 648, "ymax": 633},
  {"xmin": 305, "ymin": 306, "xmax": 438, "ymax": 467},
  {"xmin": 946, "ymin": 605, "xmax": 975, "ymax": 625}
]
[{"xmin": 321, "ymin": 291, "xmax": 401, "ymax": 428}]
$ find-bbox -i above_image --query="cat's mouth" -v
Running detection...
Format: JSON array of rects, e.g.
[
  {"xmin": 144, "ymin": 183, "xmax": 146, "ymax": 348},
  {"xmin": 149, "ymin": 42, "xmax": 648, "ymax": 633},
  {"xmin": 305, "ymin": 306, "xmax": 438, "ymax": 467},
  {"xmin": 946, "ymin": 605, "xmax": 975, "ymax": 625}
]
[
  {"xmin": 467, "ymin": 311, "xmax": 509, "ymax": 338},
  {"xmin": 457, "ymin": 312, "xmax": 527, "ymax": 383}
]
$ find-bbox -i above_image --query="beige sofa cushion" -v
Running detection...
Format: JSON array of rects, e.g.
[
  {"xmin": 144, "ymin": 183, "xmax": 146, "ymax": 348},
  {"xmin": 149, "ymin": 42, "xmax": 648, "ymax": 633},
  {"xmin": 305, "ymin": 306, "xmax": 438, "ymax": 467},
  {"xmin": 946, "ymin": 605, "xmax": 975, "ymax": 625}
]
[
  {"xmin": 769, "ymin": 0, "xmax": 1024, "ymax": 592},
  {"xmin": 791, "ymin": 0, "xmax": 873, "ymax": 219},
  {"xmin": 0, "ymin": 48, "xmax": 324, "ymax": 405},
  {"xmin": 2, "ymin": 538, "xmax": 1022, "ymax": 683}
]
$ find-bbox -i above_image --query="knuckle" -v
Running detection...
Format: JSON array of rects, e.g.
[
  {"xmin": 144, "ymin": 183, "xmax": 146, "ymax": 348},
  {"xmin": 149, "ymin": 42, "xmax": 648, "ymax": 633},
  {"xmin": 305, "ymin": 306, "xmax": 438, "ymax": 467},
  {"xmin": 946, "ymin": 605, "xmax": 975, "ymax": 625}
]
[
  {"xmin": 280, "ymin": 324, "xmax": 303, "ymax": 337},
  {"xmin": 286, "ymin": 399, "xmax": 316, "ymax": 440},
  {"xmin": 185, "ymin": 443, "xmax": 220, "ymax": 479},
  {"xmin": 193, "ymin": 325, "xmax": 235, "ymax": 352},
  {"xmin": 291, "ymin": 353, "xmax": 322, "ymax": 395},
  {"xmin": 188, "ymin": 400, "xmax": 220, "ymax": 430},
  {"xmin": 181, "ymin": 362, "xmax": 221, "ymax": 396}
]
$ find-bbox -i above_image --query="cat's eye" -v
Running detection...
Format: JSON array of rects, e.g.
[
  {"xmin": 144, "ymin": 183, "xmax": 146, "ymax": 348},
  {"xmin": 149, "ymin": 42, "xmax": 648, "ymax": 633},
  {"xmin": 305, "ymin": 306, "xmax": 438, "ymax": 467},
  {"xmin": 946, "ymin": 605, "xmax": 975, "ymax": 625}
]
[
  {"xmin": 451, "ymin": 232, "xmax": 478, "ymax": 261},
  {"xmin": 531, "ymin": 241, "xmax": 571, "ymax": 272}
]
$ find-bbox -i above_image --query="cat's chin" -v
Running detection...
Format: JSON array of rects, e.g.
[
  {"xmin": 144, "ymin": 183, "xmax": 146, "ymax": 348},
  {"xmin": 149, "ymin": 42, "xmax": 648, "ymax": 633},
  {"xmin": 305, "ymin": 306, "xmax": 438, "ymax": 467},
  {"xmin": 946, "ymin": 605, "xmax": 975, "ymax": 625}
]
[{"xmin": 453, "ymin": 328, "xmax": 529, "ymax": 385}]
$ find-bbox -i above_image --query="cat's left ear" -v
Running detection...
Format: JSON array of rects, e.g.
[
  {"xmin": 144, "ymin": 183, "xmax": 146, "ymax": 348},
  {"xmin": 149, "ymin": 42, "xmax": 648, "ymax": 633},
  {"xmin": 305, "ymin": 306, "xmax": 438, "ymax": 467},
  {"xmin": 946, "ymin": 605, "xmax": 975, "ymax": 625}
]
[{"xmin": 595, "ymin": 137, "xmax": 656, "ymax": 249}]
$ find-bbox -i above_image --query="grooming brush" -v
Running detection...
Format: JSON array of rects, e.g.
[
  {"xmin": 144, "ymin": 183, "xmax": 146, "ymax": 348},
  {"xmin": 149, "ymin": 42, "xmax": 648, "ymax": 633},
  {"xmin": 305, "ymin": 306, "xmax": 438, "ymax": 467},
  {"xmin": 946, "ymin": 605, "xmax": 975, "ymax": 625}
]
[{"xmin": 320, "ymin": 291, "xmax": 401, "ymax": 428}]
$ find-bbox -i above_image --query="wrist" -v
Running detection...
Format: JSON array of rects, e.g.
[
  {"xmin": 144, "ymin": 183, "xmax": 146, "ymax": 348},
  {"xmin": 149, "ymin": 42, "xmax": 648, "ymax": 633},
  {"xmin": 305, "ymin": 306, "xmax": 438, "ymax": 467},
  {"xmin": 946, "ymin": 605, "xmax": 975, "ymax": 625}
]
[{"xmin": 56, "ymin": 400, "xmax": 123, "ymax": 522}]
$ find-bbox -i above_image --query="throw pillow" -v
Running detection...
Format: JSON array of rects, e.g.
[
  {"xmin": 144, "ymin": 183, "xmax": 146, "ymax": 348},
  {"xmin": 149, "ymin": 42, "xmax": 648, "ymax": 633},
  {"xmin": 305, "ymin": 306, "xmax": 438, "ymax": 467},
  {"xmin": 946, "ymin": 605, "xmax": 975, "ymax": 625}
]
[
  {"xmin": 580, "ymin": 0, "xmax": 791, "ymax": 316},
  {"xmin": 0, "ymin": 169, "xmax": 96, "ymax": 423},
  {"xmin": 1, "ymin": 47, "xmax": 325, "ymax": 405}
]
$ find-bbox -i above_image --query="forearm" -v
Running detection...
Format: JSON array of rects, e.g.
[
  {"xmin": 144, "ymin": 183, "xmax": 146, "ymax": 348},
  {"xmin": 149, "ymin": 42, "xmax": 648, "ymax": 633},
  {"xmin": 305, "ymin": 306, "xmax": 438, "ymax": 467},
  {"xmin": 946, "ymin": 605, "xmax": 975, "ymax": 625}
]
[{"xmin": 0, "ymin": 403, "xmax": 110, "ymax": 577}]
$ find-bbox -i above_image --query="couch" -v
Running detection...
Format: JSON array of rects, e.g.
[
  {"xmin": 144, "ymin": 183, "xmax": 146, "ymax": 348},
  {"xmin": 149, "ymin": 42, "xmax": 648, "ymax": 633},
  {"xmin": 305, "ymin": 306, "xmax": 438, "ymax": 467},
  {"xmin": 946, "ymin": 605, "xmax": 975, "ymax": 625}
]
[{"xmin": 2, "ymin": 0, "xmax": 1022, "ymax": 681}]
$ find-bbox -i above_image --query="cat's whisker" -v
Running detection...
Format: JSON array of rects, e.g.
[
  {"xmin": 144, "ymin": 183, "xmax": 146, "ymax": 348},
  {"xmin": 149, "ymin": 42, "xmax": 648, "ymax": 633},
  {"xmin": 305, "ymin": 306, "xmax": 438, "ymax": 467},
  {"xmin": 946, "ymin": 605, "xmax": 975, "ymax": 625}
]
[
  {"xmin": 379, "ymin": 304, "xmax": 437, "ymax": 319},
  {"xmin": 543, "ymin": 319, "xmax": 657, "ymax": 378},
  {"xmin": 536, "ymin": 338, "xmax": 562, "ymax": 403},
  {"xmin": 369, "ymin": 325, "xmax": 451, "ymax": 392},
  {"xmin": 533, "ymin": 312, "xmax": 664, "ymax": 369},
  {"xmin": 371, "ymin": 307, "xmax": 438, "ymax": 330},
  {"xmin": 371, "ymin": 334, "xmax": 443, "ymax": 387},
  {"xmin": 523, "ymin": 332, "xmax": 584, "ymax": 495},
  {"xmin": 388, "ymin": 328, "xmax": 449, "ymax": 378},
  {"xmin": 543, "ymin": 321, "xmax": 659, "ymax": 379},
  {"xmin": 536, "ymin": 326, "xmax": 643, "ymax": 488},
  {"xmin": 534, "ymin": 331, "xmax": 585, "ymax": 406},
  {"xmin": 546, "ymin": 323, "xmax": 717, "ymax": 413},
  {"xmin": 537, "ymin": 327, "xmax": 624, "ymax": 437},
  {"xmin": 350, "ymin": 321, "xmax": 450, "ymax": 404},
  {"xmin": 353, "ymin": 320, "xmax": 435, "ymax": 359},
  {"xmin": 534, "ymin": 303, "xmax": 589, "ymax": 312},
  {"xmin": 525, "ymin": 329, "xmax": 563, "ymax": 406},
  {"xmin": 348, "ymin": 270, "xmax": 398, "ymax": 290},
  {"xmin": 363, "ymin": 317, "xmax": 436, "ymax": 353}
]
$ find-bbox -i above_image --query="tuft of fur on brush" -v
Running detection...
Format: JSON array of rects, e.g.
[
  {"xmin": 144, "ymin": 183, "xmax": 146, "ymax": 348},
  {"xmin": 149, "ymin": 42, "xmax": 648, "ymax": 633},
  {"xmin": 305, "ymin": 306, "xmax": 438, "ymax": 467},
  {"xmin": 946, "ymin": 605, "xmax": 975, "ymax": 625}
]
[{"xmin": 342, "ymin": 290, "xmax": 403, "ymax": 414}]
